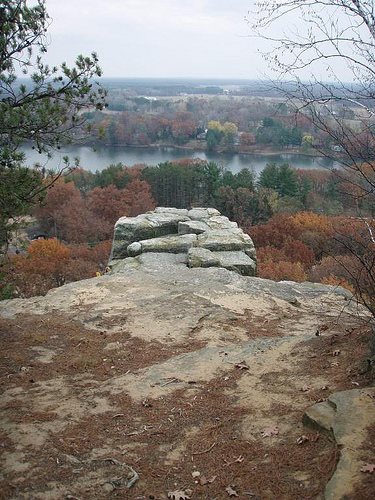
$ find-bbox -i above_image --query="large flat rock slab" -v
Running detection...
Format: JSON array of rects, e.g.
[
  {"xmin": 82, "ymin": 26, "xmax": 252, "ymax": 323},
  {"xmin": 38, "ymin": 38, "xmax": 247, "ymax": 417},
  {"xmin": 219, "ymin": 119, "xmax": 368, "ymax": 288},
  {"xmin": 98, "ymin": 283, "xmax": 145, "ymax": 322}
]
[
  {"xmin": 140, "ymin": 233, "xmax": 197, "ymax": 253},
  {"xmin": 0, "ymin": 261, "xmax": 373, "ymax": 499}
]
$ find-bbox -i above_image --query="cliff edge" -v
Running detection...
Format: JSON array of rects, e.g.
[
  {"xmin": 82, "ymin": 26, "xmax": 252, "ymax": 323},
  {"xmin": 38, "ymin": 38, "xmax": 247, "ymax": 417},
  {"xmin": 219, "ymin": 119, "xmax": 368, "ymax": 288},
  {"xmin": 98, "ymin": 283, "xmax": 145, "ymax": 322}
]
[{"xmin": 0, "ymin": 211, "xmax": 374, "ymax": 499}]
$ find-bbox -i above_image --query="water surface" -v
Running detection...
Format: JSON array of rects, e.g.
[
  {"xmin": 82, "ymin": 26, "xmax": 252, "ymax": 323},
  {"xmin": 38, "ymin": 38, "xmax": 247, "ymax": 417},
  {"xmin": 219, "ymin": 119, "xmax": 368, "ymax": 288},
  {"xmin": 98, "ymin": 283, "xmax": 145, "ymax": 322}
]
[{"xmin": 21, "ymin": 144, "xmax": 341, "ymax": 174}]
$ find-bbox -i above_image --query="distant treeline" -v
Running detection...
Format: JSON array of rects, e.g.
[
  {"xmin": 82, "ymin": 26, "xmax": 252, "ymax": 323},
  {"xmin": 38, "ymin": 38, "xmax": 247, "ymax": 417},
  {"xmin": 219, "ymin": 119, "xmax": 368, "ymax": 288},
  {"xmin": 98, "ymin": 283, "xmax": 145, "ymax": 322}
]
[
  {"xmin": 3, "ymin": 158, "xmax": 372, "ymax": 300},
  {"xmin": 98, "ymin": 78, "xmax": 361, "ymax": 98},
  {"xmin": 66, "ymin": 159, "xmax": 366, "ymax": 230},
  {"xmin": 83, "ymin": 90, "xmax": 364, "ymax": 154}
]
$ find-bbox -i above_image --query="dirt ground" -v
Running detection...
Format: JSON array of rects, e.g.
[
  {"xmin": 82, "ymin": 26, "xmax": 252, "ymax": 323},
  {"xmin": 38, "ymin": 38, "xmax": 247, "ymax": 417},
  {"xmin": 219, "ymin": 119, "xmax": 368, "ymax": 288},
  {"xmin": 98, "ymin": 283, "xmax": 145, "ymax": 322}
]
[{"xmin": 1, "ymin": 304, "xmax": 374, "ymax": 500}]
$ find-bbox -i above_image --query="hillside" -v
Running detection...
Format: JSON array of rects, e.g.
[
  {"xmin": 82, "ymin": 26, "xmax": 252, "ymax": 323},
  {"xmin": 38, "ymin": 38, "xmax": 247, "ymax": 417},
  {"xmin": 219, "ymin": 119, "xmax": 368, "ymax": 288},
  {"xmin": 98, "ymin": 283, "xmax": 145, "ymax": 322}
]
[{"xmin": 1, "ymin": 249, "xmax": 374, "ymax": 499}]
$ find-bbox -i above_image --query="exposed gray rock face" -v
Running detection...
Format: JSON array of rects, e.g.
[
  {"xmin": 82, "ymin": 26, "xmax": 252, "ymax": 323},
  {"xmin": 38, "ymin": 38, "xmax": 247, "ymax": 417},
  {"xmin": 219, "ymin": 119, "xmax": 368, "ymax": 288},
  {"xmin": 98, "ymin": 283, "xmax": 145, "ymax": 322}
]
[
  {"xmin": 187, "ymin": 248, "xmax": 256, "ymax": 276},
  {"xmin": 214, "ymin": 250, "xmax": 257, "ymax": 275},
  {"xmin": 111, "ymin": 209, "xmax": 190, "ymax": 259},
  {"xmin": 303, "ymin": 388, "xmax": 375, "ymax": 500},
  {"xmin": 127, "ymin": 241, "xmax": 142, "ymax": 257},
  {"xmin": 139, "ymin": 234, "xmax": 197, "ymax": 254},
  {"xmin": 178, "ymin": 220, "xmax": 209, "ymax": 235},
  {"xmin": 206, "ymin": 215, "xmax": 238, "ymax": 230},
  {"xmin": 197, "ymin": 229, "xmax": 253, "ymax": 253},
  {"xmin": 187, "ymin": 248, "xmax": 220, "ymax": 268},
  {"xmin": 110, "ymin": 207, "xmax": 257, "ymax": 276},
  {"xmin": 188, "ymin": 207, "xmax": 220, "ymax": 220}
]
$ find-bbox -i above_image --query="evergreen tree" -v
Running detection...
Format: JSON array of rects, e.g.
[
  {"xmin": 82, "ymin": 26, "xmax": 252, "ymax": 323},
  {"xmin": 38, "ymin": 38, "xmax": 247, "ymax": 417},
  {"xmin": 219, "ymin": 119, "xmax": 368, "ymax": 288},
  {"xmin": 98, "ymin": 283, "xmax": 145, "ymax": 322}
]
[
  {"xmin": 278, "ymin": 163, "xmax": 299, "ymax": 197},
  {"xmin": 258, "ymin": 163, "xmax": 280, "ymax": 191},
  {"xmin": 233, "ymin": 168, "xmax": 255, "ymax": 190},
  {"xmin": 0, "ymin": 0, "xmax": 106, "ymax": 251}
]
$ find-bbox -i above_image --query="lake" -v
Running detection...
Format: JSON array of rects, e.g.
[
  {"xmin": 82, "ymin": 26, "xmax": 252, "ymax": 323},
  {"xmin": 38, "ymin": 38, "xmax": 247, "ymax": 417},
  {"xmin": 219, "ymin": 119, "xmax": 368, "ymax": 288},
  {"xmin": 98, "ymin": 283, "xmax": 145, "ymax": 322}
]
[{"xmin": 21, "ymin": 144, "xmax": 341, "ymax": 174}]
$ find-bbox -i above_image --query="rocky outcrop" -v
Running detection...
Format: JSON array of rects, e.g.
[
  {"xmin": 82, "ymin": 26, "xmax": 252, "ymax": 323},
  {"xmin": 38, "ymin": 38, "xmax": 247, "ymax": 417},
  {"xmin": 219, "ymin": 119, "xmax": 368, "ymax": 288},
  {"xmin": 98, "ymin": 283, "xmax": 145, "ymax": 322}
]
[
  {"xmin": 1, "ymin": 244, "xmax": 372, "ymax": 500},
  {"xmin": 110, "ymin": 207, "xmax": 257, "ymax": 276}
]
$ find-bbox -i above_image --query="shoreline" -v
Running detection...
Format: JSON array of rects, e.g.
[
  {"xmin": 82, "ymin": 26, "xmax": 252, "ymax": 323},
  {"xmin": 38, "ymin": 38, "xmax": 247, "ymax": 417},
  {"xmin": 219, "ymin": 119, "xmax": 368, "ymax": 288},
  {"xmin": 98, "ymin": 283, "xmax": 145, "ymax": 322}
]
[
  {"xmin": 84, "ymin": 140, "xmax": 321, "ymax": 159},
  {"xmin": 22, "ymin": 141, "xmax": 340, "ymax": 173}
]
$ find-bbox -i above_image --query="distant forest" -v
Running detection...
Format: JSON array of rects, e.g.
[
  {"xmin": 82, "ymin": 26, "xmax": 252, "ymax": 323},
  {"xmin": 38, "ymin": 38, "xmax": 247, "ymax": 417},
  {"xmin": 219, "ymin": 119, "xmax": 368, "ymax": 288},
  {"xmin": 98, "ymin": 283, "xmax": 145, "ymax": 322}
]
[
  {"xmin": 75, "ymin": 79, "xmax": 368, "ymax": 158},
  {"xmin": 2, "ymin": 159, "xmax": 372, "ymax": 300}
]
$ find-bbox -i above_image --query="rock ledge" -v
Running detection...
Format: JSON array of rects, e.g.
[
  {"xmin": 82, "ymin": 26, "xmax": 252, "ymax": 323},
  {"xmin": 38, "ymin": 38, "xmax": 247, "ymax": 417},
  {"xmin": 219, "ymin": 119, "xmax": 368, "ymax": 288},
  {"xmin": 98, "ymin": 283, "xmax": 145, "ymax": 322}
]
[{"xmin": 110, "ymin": 207, "xmax": 256, "ymax": 276}]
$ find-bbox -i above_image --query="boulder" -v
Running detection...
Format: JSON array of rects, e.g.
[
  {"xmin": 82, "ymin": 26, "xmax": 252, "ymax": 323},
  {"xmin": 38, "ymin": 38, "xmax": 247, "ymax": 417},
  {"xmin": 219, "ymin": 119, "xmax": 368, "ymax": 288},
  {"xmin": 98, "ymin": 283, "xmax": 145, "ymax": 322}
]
[
  {"xmin": 188, "ymin": 207, "xmax": 220, "ymax": 220},
  {"xmin": 154, "ymin": 207, "xmax": 189, "ymax": 216},
  {"xmin": 110, "ymin": 207, "xmax": 257, "ymax": 277},
  {"xmin": 111, "ymin": 211, "xmax": 189, "ymax": 259},
  {"xmin": 206, "ymin": 216, "xmax": 238, "ymax": 230},
  {"xmin": 127, "ymin": 241, "xmax": 142, "ymax": 257}
]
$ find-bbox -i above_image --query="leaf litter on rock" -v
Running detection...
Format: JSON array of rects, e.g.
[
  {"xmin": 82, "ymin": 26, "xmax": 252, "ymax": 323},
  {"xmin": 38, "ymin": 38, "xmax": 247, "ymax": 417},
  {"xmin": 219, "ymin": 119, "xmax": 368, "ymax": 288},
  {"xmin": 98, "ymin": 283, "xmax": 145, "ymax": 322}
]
[
  {"xmin": 261, "ymin": 426, "xmax": 279, "ymax": 438},
  {"xmin": 235, "ymin": 360, "xmax": 250, "ymax": 370},
  {"xmin": 199, "ymin": 474, "xmax": 217, "ymax": 485},
  {"xmin": 360, "ymin": 463, "xmax": 375, "ymax": 473},
  {"xmin": 167, "ymin": 490, "xmax": 191, "ymax": 500},
  {"xmin": 226, "ymin": 485, "xmax": 239, "ymax": 497}
]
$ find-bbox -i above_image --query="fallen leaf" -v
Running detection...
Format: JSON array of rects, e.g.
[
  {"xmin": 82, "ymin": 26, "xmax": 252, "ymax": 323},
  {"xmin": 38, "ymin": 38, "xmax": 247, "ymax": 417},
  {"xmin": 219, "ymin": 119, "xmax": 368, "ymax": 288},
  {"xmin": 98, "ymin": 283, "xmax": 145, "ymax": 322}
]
[
  {"xmin": 236, "ymin": 361, "xmax": 249, "ymax": 370},
  {"xmin": 200, "ymin": 475, "xmax": 217, "ymax": 485},
  {"xmin": 301, "ymin": 385, "xmax": 311, "ymax": 392},
  {"xmin": 360, "ymin": 463, "xmax": 375, "ymax": 473},
  {"xmin": 168, "ymin": 490, "xmax": 190, "ymax": 500},
  {"xmin": 261, "ymin": 426, "xmax": 279, "ymax": 438},
  {"xmin": 297, "ymin": 435, "xmax": 309, "ymax": 445},
  {"xmin": 226, "ymin": 485, "xmax": 239, "ymax": 497}
]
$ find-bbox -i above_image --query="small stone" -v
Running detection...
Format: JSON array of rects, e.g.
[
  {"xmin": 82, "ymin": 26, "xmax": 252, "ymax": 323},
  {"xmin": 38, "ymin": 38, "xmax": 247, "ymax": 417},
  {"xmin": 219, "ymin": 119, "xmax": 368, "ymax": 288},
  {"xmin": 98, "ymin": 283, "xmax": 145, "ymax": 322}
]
[
  {"xmin": 127, "ymin": 241, "xmax": 142, "ymax": 257},
  {"xmin": 102, "ymin": 482, "xmax": 115, "ymax": 492},
  {"xmin": 192, "ymin": 470, "xmax": 201, "ymax": 477}
]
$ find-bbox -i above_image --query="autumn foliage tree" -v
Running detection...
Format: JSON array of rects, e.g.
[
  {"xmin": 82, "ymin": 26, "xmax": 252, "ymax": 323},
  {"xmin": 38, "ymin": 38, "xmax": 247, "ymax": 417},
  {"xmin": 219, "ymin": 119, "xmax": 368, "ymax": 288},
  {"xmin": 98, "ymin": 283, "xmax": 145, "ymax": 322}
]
[
  {"xmin": 34, "ymin": 179, "xmax": 106, "ymax": 243},
  {"xmin": 250, "ymin": 212, "xmax": 334, "ymax": 282},
  {"xmin": 1, "ymin": 238, "xmax": 112, "ymax": 298},
  {"xmin": 34, "ymin": 175, "xmax": 155, "ymax": 244},
  {"xmin": 5, "ymin": 238, "xmax": 71, "ymax": 297}
]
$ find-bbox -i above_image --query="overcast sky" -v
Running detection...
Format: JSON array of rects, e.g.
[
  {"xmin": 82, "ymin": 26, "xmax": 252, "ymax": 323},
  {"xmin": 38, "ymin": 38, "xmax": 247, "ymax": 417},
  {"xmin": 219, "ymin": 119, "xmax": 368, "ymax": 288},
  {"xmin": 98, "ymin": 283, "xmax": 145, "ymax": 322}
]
[
  {"xmin": 42, "ymin": 0, "xmax": 268, "ymax": 79},
  {"xmin": 40, "ymin": 0, "xmax": 359, "ymax": 81}
]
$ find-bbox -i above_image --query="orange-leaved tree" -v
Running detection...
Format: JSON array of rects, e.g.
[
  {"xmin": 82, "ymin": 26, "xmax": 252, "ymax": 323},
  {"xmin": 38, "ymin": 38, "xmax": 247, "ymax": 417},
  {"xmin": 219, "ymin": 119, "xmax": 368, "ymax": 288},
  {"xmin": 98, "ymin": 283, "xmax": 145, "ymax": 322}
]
[
  {"xmin": 7, "ymin": 238, "xmax": 71, "ymax": 297},
  {"xmin": 2, "ymin": 238, "xmax": 112, "ymax": 299}
]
